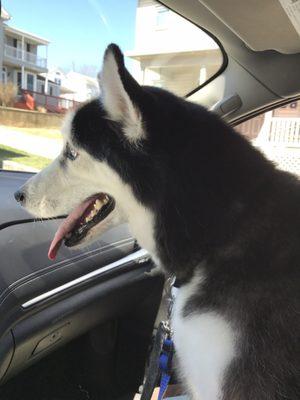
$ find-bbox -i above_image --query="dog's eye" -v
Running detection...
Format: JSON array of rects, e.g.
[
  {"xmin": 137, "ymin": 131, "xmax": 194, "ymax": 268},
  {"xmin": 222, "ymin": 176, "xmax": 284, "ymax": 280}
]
[{"xmin": 65, "ymin": 144, "xmax": 78, "ymax": 161}]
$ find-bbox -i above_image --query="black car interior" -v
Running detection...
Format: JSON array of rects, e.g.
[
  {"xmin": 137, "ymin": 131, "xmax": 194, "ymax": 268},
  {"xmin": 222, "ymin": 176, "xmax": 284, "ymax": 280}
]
[{"xmin": 0, "ymin": 171, "xmax": 164, "ymax": 399}]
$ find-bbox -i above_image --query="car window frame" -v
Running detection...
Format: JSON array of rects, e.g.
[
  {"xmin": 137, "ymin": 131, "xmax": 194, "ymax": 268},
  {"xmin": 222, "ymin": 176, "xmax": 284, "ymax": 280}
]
[
  {"xmin": 155, "ymin": 0, "xmax": 229, "ymax": 98},
  {"xmin": 230, "ymin": 95, "xmax": 300, "ymax": 127}
]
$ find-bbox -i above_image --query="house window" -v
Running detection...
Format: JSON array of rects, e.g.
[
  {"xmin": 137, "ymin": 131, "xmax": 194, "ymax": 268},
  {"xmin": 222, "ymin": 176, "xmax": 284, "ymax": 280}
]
[
  {"xmin": 26, "ymin": 43, "xmax": 31, "ymax": 53},
  {"xmin": 27, "ymin": 74, "xmax": 34, "ymax": 91},
  {"xmin": 49, "ymin": 86, "xmax": 53, "ymax": 96},
  {"xmin": 17, "ymin": 71, "xmax": 22, "ymax": 94},
  {"xmin": 1, "ymin": 67, "xmax": 7, "ymax": 84},
  {"xmin": 54, "ymin": 78, "xmax": 61, "ymax": 85},
  {"xmin": 13, "ymin": 38, "xmax": 17, "ymax": 48},
  {"xmin": 156, "ymin": 6, "xmax": 169, "ymax": 28}
]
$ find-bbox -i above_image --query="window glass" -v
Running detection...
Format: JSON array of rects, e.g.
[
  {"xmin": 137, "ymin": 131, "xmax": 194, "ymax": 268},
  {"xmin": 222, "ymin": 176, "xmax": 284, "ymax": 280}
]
[
  {"xmin": 26, "ymin": 74, "xmax": 34, "ymax": 91},
  {"xmin": 156, "ymin": 6, "xmax": 169, "ymax": 28},
  {"xmin": 128, "ymin": 1, "xmax": 223, "ymax": 97},
  {"xmin": 1, "ymin": 67, "xmax": 7, "ymax": 83},
  {"xmin": 0, "ymin": 0, "xmax": 223, "ymax": 173},
  {"xmin": 236, "ymin": 101, "xmax": 300, "ymax": 176},
  {"xmin": 17, "ymin": 71, "xmax": 22, "ymax": 93}
]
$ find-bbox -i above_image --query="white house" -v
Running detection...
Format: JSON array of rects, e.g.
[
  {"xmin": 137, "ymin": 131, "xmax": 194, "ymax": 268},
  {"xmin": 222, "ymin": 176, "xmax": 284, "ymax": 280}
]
[
  {"xmin": 41, "ymin": 68, "xmax": 99, "ymax": 103},
  {"xmin": 0, "ymin": 5, "xmax": 10, "ymax": 82},
  {"xmin": 0, "ymin": 4, "xmax": 98, "ymax": 111},
  {"xmin": 0, "ymin": 6, "xmax": 49, "ymax": 94},
  {"xmin": 126, "ymin": 0, "xmax": 222, "ymax": 96},
  {"xmin": 37, "ymin": 67, "xmax": 65, "ymax": 98},
  {"xmin": 60, "ymin": 71, "xmax": 99, "ymax": 103}
]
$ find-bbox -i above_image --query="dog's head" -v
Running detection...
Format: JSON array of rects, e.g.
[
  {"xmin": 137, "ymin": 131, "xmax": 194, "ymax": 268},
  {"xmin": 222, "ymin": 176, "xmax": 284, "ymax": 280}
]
[{"xmin": 14, "ymin": 44, "xmax": 180, "ymax": 260}]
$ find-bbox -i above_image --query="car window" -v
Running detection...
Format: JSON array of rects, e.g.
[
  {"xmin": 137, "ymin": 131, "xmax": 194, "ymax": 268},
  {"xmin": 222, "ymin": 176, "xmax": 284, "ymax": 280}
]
[
  {"xmin": 236, "ymin": 100, "xmax": 300, "ymax": 176},
  {"xmin": 0, "ymin": 0, "xmax": 223, "ymax": 173},
  {"xmin": 127, "ymin": 1, "xmax": 223, "ymax": 96}
]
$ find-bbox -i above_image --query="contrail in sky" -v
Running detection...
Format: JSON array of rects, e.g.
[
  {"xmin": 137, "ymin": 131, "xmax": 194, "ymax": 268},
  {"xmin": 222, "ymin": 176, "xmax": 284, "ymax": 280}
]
[{"xmin": 87, "ymin": 0, "xmax": 112, "ymax": 33}]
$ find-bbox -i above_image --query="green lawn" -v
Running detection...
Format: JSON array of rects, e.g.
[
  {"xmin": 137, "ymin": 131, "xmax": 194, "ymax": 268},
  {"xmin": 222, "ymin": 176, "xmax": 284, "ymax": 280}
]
[
  {"xmin": 0, "ymin": 144, "xmax": 51, "ymax": 170},
  {"xmin": 3, "ymin": 126, "xmax": 61, "ymax": 140}
]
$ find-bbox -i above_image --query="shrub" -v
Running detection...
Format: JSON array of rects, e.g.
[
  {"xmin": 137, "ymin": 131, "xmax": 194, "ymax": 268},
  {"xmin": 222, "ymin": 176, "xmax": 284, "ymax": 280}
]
[
  {"xmin": 0, "ymin": 82, "xmax": 18, "ymax": 107},
  {"xmin": 36, "ymin": 105, "xmax": 47, "ymax": 113}
]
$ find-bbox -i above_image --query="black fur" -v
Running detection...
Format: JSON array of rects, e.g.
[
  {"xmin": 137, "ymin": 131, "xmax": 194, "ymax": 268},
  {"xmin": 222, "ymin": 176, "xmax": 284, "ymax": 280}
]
[{"xmin": 72, "ymin": 45, "xmax": 300, "ymax": 399}]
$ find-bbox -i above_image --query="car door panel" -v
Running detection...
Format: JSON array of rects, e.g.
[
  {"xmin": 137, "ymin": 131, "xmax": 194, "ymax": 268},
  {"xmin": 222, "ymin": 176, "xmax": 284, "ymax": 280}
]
[
  {"xmin": 0, "ymin": 171, "xmax": 164, "ymax": 388},
  {"xmin": 2, "ymin": 264, "xmax": 163, "ymax": 383}
]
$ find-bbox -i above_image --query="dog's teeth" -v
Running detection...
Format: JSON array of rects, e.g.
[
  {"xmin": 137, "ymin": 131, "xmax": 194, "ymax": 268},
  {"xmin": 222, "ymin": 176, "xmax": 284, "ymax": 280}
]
[
  {"xmin": 94, "ymin": 199, "xmax": 102, "ymax": 210},
  {"xmin": 103, "ymin": 196, "xmax": 109, "ymax": 204}
]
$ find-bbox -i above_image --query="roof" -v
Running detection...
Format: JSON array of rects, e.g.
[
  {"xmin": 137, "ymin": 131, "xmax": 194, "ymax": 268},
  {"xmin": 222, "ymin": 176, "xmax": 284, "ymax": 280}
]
[
  {"xmin": 66, "ymin": 71, "xmax": 98, "ymax": 84},
  {"xmin": 126, "ymin": 47, "xmax": 220, "ymax": 60},
  {"xmin": 60, "ymin": 85, "xmax": 77, "ymax": 95},
  {"xmin": 4, "ymin": 24, "xmax": 50, "ymax": 45}
]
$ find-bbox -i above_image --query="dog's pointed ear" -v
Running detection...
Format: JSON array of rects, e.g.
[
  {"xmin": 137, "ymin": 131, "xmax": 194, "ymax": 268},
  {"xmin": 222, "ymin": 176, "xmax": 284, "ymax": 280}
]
[{"xmin": 100, "ymin": 44, "xmax": 144, "ymax": 142}]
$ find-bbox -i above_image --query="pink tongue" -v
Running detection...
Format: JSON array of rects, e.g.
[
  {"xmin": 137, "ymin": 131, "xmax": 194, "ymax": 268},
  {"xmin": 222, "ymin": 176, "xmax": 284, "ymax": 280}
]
[{"xmin": 48, "ymin": 198, "xmax": 96, "ymax": 261}]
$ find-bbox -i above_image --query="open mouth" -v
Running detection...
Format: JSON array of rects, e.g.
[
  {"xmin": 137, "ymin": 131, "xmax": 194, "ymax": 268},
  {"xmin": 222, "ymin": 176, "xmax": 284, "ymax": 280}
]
[{"xmin": 48, "ymin": 193, "xmax": 115, "ymax": 260}]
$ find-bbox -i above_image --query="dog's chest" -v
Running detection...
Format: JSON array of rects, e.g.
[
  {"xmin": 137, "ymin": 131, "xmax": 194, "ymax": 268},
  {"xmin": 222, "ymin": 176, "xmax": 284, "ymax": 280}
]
[{"xmin": 171, "ymin": 273, "xmax": 236, "ymax": 400}]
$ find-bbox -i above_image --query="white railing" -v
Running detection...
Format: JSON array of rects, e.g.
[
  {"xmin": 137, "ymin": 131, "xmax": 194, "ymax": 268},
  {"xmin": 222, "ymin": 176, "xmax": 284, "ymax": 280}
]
[
  {"xmin": 253, "ymin": 114, "xmax": 300, "ymax": 147},
  {"xmin": 237, "ymin": 113, "xmax": 300, "ymax": 175},
  {"xmin": 4, "ymin": 44, "xmax": 21, "ymax": 59},
  {"xmin": 268, "ymin": 117, "xmax": 300, "ymax": 146},
  {"xmin": 252, "ymin": 114, "xmax": 300, "ymax": 176},
  {"xmin": 4, "ymin": 44, "xmax": 47, "ymax": 69}
]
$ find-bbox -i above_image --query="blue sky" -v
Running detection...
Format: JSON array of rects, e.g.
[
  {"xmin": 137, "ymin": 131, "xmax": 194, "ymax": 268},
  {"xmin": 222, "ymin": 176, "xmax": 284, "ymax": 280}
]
[{"xmin": 3, "ymin": 0, "xmax": 137, "ymax": 75}]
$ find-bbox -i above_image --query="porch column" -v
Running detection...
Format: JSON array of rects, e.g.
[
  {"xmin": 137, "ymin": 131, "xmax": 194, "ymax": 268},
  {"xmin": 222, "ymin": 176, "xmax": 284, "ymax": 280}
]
[
  {"xmin": 21, "ymin": 65, "xmax": 25, "ymax": 89},
  {"xmin": 21, "ymin": 36, "xmax": 25, "ymax": 61},
  {"xmin": 256, "ymin": 110, "xmax": 273, "ymax": 145},
  {"xmin": 21, "ymin": 36, "xmax": 25, "ymax": 89},
  {"xmin": 199, "ymin": 66, "xmax": 207, "ymax": 85},
  {"xmin": 45, "ymin": 45, "xmax": 48, "ymax": 69},
  {"xmin": 44, "ymin": 45, "xmax": 49, "ymax": 93},
  {"xmin": 141, "ymin": 66, "xmax": 145, "ymax": 85}
]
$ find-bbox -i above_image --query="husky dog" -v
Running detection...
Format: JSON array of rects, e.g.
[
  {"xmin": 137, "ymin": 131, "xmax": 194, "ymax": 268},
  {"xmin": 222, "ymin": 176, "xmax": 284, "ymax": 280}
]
[{"xmin": 15, "ymin": 44, "xmax": 299, "ymax": 400}]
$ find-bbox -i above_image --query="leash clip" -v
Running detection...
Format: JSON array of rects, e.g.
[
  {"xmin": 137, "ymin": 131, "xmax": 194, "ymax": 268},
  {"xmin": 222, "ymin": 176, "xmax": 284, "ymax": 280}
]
[{"xmin": 159, "ymin": 338, "xmax": 174, "ymax": 374}]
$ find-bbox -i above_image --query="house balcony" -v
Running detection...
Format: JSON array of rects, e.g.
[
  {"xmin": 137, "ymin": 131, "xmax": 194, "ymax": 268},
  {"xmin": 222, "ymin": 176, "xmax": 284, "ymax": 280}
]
[{"xmin": 4, "ymin": 44, "xmax": 47, "ymax": 71}]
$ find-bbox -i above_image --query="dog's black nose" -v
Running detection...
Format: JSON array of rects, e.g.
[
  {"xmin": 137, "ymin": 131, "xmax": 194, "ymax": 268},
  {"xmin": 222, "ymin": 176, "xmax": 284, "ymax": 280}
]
[{"xmin": 14, "ymin": 190, "xmax": 25, "ymax": 204}]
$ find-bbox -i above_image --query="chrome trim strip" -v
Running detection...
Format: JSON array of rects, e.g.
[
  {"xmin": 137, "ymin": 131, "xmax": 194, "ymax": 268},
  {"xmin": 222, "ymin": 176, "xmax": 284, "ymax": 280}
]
[{"xmin": 22, "ymin": 249, "xmax": 150, "ymax": 309}]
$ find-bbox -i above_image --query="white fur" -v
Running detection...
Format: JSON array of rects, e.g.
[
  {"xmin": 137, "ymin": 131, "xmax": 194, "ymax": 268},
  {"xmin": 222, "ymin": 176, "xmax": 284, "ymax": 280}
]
[
  {"xmin": 100, "ymin": 50, "xmax": 144, "ymax": 142},
  {"xmin": 21, "ymin": 111, "xmax": 157, "ymax": 257},
  {"xmin": 92, "ymin": 161, "xmax": 157, "ymax": 256},
  {"xmin": 172, "ymin": 272, "xmax": 236, "ymax": 400}
]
